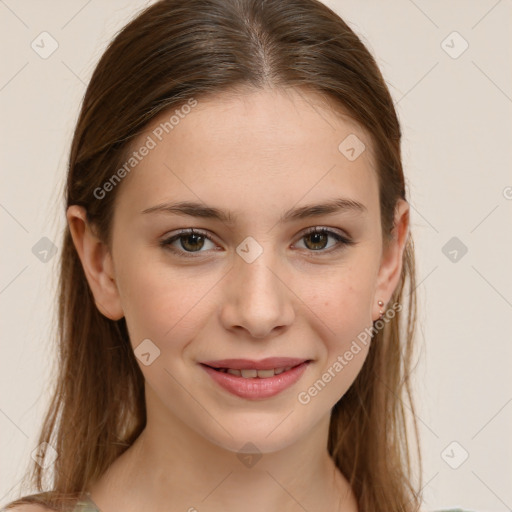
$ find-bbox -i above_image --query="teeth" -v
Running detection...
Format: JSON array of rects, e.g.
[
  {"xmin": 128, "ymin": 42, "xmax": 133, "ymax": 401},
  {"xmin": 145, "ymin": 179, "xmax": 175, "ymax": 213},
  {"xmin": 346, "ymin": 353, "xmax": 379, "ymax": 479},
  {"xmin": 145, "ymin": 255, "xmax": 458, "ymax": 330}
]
[
  {"xmin": 240, "ymin": 369, "xmax": 258, "ymax": 378},
  {"xmin": 217, "ymin": 365, "xmax": 297, "ymax": 378},
  {"xmin": 256, "ymin": 369, "xmax": 275, "ymax": 378}
]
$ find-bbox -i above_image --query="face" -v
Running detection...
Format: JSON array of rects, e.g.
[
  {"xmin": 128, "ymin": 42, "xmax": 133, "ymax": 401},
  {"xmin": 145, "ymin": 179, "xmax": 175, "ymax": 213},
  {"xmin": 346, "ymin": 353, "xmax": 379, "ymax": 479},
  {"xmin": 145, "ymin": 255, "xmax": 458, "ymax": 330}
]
[{"xmin": 70, "ymin": 87, "xmax": 408, "ymax": 454}]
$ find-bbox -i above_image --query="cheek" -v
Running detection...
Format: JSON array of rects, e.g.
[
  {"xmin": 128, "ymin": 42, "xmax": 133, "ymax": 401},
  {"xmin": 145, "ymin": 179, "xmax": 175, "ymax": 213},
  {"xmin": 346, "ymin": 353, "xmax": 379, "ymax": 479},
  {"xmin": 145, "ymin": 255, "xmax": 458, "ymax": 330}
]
[
  {"xmin": 297, "ymin": 283, "xmax": 374, "ymax": 410},
  {"xmin": 297, "ymin": 261, "xmax": 376, "ymax": 387},
  {"xmin": 304, "ymin": 261, "xmax": 376, "ymax": 335},
  {"xmin": 321, "ymin": 290, "xmax": 373, "ymax": 378},
  {"xmin": 116, "ymin": 258, "xmax": 220, "ymax": 349}
]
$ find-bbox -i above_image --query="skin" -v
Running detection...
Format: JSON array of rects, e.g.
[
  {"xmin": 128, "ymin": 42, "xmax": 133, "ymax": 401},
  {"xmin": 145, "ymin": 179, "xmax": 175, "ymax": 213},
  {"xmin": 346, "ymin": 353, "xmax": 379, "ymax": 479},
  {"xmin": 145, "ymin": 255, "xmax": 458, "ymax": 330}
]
[{"xmin": 67, "ymin": 87, "xmax": 409, "ymax": 512}]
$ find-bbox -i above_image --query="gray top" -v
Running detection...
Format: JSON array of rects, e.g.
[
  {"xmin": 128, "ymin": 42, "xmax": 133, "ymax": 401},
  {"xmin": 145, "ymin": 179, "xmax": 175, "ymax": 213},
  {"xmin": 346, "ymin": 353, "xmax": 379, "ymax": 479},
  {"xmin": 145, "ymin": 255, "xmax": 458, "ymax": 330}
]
[{"xmin": 71, "ymin": 492, "xmax": 478, "ymax": 512}]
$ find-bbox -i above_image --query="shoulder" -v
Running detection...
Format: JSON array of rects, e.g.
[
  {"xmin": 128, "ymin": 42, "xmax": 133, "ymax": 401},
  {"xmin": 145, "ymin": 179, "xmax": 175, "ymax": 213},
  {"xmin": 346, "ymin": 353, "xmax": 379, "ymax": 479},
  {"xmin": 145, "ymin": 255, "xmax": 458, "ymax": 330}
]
[
  {"xmin": 1, "ymin": 492, "xmax": 99, "ymax": 512},
  {"xmin": 1, "ymin": 506, "xmax": 53, "ymax": 512},
  {"xmin": 1, "ymin": 492, "xmax": 87, "ymax": 512},
  {"xmin": 431, "ymin": 509, "xmax": 479, "ymax": 512}
]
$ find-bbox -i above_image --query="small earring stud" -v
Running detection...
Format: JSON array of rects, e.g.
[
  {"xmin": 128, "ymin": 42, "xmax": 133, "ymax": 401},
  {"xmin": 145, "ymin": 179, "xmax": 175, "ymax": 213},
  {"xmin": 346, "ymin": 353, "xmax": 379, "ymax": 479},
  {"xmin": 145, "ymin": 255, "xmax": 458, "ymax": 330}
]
[{"xmin": 378, "ymin": 300, "xmax": 384, "ymax": 319}]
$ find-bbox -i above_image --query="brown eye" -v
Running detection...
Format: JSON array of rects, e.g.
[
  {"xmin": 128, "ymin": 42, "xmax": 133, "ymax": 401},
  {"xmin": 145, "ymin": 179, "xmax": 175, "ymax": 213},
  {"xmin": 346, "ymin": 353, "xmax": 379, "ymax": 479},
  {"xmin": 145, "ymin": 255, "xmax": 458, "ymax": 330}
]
[
  {"xmin": 179, "ymin": 232, "xmax": 206, "ymax": 252},
  {"xmin": 303, "ymin": 231, "xmax": 329, "ymax": 251},
  {"xmin": 295, "ymin": 227, "xmax": 353, "ymax": 254},
  {"xmin": 160, "ymin": 229, "xmax": 217, "ymax": 256}
]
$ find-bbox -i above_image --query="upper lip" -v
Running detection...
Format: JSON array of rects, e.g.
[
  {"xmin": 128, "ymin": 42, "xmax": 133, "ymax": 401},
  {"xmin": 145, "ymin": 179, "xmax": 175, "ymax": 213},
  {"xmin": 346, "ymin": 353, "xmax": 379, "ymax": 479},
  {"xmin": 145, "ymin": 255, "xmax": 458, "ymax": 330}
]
[{"xmin": 200, "ymin": 357, "xmax": 310, "ymax": 370}]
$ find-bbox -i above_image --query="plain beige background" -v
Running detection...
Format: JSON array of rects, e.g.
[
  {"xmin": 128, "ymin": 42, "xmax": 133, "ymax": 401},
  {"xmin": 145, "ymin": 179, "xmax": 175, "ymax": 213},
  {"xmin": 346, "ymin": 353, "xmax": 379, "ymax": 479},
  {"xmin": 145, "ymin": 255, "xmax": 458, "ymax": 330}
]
[{"xmin": 1, "ymin": 1, "xmax": 511, "ymax": 510}]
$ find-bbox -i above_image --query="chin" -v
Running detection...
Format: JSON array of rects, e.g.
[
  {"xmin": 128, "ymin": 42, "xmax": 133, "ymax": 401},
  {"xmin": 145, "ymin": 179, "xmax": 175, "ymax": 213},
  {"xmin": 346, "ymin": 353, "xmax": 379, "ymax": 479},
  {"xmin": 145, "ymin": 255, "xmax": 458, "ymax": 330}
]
[{"xmin": 195, "ymin": 411, "xmax": 314, "ymax": 456}]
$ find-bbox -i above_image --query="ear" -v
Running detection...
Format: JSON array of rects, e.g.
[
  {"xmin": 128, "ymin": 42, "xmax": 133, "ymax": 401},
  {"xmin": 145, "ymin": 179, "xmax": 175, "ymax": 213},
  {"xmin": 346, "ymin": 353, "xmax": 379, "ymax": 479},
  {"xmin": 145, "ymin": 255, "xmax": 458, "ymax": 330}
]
[
  {"xmin": 372, "ymin": 199, "xmax": 410, "ymax": 321},
  {"xmin": 66, "ymin": 205, "xmax": 124, "ymax": 321}
]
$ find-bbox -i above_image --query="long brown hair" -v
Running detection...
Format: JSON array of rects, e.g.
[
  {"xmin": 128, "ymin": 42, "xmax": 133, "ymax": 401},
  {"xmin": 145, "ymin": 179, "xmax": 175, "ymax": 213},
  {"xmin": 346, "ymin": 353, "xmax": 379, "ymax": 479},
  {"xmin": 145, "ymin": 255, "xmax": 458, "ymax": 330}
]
[{"xmin": 4, "ymin": 0, "xmax": 421, "ymax": 510}]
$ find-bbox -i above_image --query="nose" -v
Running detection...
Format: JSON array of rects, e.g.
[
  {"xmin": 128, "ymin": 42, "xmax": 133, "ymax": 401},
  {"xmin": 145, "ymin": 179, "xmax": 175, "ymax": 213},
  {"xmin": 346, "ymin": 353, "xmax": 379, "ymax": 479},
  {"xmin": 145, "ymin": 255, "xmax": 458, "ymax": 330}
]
[{"xmin": 219, "ymin": 253, "xmax": 295, "ymax": 339}]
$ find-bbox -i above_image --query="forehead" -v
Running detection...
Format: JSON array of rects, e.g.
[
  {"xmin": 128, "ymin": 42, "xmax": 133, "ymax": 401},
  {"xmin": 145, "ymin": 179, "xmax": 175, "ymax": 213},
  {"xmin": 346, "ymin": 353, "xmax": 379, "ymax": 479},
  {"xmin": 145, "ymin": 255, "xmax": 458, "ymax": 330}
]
[{"xmin": 113, "ymin": 87, "xmax": 379, "ymax": 224}]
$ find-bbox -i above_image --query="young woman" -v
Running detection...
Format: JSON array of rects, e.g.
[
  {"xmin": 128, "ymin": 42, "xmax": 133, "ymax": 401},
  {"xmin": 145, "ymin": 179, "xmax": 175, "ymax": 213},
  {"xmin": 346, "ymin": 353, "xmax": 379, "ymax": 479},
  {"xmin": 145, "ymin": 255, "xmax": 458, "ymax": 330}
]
[{"xmin": 2, "ymin": 1, "xmax": 475, "ymax": 511}]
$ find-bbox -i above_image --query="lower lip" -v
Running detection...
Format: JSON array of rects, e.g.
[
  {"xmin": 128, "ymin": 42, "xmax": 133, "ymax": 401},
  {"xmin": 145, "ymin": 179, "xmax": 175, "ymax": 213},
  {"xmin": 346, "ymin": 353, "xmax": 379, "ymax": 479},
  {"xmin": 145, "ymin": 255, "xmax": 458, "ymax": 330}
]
[{"xmin": 201, "ymin": 362, "xmax": 310, "ymax": 400}]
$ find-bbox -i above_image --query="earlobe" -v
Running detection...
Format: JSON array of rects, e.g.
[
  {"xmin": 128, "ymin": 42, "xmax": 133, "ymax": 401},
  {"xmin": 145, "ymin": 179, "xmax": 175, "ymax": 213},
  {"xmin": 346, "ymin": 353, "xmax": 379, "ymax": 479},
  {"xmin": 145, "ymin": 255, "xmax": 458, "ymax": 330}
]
[
  {"xmin": 66, "ymin": 205, "xmax": 124, "ymax": 321},
  {"xmin": 372, "ymin": 199, "xmax": 410, "ymax": 321}
]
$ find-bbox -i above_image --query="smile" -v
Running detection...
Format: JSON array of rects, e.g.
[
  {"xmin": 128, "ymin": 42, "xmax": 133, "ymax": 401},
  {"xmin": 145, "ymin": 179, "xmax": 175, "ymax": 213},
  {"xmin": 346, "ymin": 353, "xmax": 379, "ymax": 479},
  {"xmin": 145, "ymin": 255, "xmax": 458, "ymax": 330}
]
[
  {"xmin": 213, "ymin": 366, "xmax": 294, "ymax": 378},
  {"xmin": 200, "ymin": 358, "xmax": 312, "ymax": 400}
]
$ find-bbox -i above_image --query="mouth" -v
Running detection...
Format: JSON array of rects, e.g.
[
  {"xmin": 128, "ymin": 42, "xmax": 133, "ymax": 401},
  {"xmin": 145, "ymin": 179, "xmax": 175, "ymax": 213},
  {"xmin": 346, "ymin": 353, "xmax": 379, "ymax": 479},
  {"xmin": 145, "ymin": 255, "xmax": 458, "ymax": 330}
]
[
  {"xmin": 209, "ymin": 366, "xmax": 298, "ymax": 378},
  {"xmin": 199, "ymin": 358, "xmax": 312, "ymax": 400}
]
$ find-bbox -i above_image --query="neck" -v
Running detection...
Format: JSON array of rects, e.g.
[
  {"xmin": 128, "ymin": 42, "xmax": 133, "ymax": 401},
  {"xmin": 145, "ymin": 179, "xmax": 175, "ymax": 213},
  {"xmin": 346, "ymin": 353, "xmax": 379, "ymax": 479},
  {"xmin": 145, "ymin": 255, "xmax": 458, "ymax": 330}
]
[{"xmin": 88, "ymin": 392, "xmax": 358, "ymax": 511}]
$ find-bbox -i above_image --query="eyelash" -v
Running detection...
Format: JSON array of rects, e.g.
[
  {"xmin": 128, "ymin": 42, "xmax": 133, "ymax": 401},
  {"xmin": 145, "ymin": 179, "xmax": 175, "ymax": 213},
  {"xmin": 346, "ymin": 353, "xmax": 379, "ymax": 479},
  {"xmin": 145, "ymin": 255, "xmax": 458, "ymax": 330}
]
[{"xmin": 159, "ymin": 227, "xmax": 354, "ymax": 259}]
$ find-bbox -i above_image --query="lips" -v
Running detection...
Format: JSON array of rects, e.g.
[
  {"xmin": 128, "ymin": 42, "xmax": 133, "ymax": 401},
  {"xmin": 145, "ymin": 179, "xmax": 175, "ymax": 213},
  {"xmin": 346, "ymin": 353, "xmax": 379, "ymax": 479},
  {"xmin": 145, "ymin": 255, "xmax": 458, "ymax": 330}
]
[
  {"xmin": 199, "ymin": 358, "xmax": 311, "ymax": 400},
  {"xmin": 216, "ymin": 367, "xmax": 293, "ymax": 378},
  {"xmin": 200, "ymin": 357, "xmax": 308, "ymax": 371}
]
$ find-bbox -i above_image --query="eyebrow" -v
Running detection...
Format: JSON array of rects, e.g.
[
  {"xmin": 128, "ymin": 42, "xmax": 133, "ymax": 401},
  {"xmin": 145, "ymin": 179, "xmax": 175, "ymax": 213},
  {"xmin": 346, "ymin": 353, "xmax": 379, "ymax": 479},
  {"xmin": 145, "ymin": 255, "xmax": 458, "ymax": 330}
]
[{"xmin": 141, "ymin": 197, "xmax": 367, "ymax": 224}]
